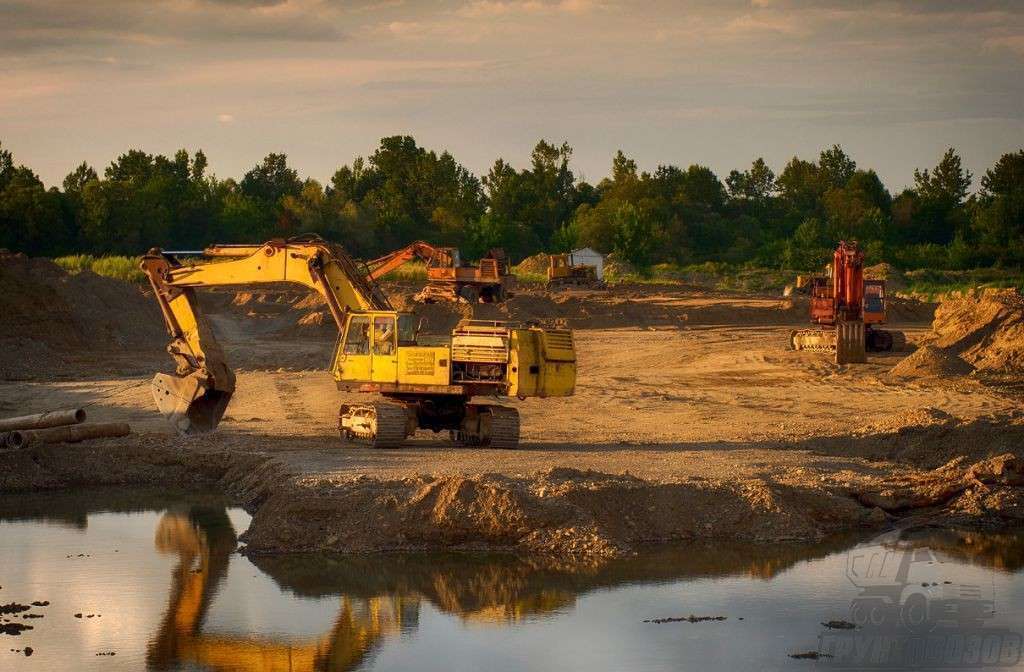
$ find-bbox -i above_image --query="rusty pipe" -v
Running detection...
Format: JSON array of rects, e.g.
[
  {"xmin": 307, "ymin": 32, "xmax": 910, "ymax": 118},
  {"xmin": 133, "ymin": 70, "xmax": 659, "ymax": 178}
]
[
  {"xmin": 18, "ymin": 422, "xmax": 130, "ymax": 447},
  {"xmin": 0, "ymin": 408, "xmax": 86, "ymax": 433}
]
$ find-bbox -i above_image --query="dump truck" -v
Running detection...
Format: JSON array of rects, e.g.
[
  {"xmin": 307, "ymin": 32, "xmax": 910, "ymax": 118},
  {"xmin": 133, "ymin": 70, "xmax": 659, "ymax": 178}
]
[
  {"xmin": 546, "ymin": 253, "xmax": 603, "ymax": 289},
  {"xmin": 141, "ymin": 235, "xmax": 575, "ymax": 448},
  {"xmin": 789, "ymin": 241, "xmax": 904, "ymax": 364},
  {"xmin": 365, "ymin": 241, "xmax": 514, "ymax": 303}
]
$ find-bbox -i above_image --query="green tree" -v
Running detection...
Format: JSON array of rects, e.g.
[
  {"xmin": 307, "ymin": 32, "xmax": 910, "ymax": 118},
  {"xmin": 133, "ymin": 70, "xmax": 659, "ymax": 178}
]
[
  {"xmin": 818, "ymin": 144, "xmax": 857, "ymax": 190},
  {"xmin": 971, "ymin": 150, "xmax": 1024, "ymax": 262},
  {"xmin": 907, "ymin": 148, "xmax": 972, "ymax": 245},
  {"xmin": 612, "ymin": 203, "xmax": 654, "ymax": 268},
  {"xmin": 241, "ymin": 153, "xmax": 302, "ymax": 204},
  {"xmin": 726, "ymin": 157, "xmax": 775, "ymax": 203}
]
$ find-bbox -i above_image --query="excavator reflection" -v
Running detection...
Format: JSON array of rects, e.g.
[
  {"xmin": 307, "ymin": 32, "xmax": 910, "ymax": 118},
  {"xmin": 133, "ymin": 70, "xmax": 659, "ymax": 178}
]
[
  {"xmin": 146, "ymin": 507, "xmax": 418, "ymax": 672},
  {"xmin": 143, "ymin": 505, "xmax": 1024, "ymax": 671}
]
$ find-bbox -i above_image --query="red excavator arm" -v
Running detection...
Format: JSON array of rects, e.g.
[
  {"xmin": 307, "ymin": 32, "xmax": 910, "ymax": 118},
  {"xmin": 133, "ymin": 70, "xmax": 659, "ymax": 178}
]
[
  {"xmin": 365, "ymin": 241, "xmax": 441, "ymax": 281},
  {"xmin": 810, "ymin": 240, "xmax": 864, "ymax": 326},
  {"xmin": 833, "ymin": 241, "xmax": 865, "ymax": 322}
]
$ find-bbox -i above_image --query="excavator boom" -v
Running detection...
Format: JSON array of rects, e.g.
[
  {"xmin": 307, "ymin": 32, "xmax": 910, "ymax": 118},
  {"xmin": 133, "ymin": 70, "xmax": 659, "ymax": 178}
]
[
  {"xmin": 141, "ymin": 236, "xmax": 390, "ymax": 433},
  {"xmin": 365, "ymin": 240, "xmax": 440, "ymax": 281}
]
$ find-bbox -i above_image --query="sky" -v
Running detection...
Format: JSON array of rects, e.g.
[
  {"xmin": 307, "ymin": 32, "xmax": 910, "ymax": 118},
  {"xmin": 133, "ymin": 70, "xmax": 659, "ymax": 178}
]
[{"xmin": 1, "ymin": 0, "xmax": 1023, "ymax": 192}]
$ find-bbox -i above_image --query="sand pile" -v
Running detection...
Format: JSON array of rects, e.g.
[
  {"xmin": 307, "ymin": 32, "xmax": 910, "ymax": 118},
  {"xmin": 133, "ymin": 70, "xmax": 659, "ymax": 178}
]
[
  {"xmin": 926, "ymin": 288, "xmax": 1024, "ymax": 372},
  {"xmin": 889, "ymin": 345, "xmax": 975, "ymax": 379},
  {"xmin": 513, "ymin": 253, "xmax": 550, "ymax": 277},
  {"xmin": 864, "ymin": 262, "xmax": 907, "ymax": 292},
  {"xmin": 0, "ymin": 253, "xmax": 164, "ymax": 379}
]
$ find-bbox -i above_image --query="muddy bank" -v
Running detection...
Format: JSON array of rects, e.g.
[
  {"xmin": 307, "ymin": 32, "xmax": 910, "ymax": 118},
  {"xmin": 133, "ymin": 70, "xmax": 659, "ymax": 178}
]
[
  {"xmin": 240, "ymin": 467, "xmax": 873, "ymax": 557},
  {"xmin": 2, "ymin": 418, "xmax": 1022, "ymax": 558}
]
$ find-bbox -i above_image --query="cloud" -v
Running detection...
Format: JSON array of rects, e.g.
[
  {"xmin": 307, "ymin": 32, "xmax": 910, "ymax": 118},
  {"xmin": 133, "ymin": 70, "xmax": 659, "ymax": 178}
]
[
  {"xmin": 0, "ymin": 0, "xmax": 344, "ymax": 55},
  {"xmin": 457, "ymin": 0, "xmax": 596, "ymax": 19},
  {"xmin": 202, "ymin": 0, "xmax": 287, "ymax": 5},
  {"xmin": 723, "ymin": 11, "xmax": 806, "ymax": 36},
  {"xmin": 984, "ymin": 34, "xmax": 1024, "ymax": 56},
  {"xmin": 386, "ymin": 21, "xmax": 422, "ymax": 36}
]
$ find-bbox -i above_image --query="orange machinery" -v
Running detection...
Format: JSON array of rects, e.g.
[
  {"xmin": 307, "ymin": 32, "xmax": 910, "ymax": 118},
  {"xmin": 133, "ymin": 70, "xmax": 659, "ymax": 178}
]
[
  {"xmin": 791, "ymin": 241, "xmax": 903, "ymax": 363},
  {"xmin": 366, "ymin": 241, "xmax": 514, "ymax": 303}
]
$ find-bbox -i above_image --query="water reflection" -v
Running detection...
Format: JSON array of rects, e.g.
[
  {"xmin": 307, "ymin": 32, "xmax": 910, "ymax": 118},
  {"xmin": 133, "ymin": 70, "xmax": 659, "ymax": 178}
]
[
  {"xmin": 147, "ymin": 505, "xmax": 415, "ymax": 672},
  {"xmin": 1, "ymin": 489, "xmax": 1023, "ymax": 672}
]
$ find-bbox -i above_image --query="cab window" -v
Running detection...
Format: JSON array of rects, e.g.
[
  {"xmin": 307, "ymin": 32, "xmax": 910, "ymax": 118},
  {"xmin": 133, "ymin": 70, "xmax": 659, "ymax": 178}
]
[
  {"xmin": 343, "ymin": 316, "xmax": 370, "ymax": 355},
  {"xmin": 373, "ymin": 316, "xmax": 396, "ymax": 355},
  {"xmin": 398, "ymin": 314, "xmax": 417, "ymax": 346}
]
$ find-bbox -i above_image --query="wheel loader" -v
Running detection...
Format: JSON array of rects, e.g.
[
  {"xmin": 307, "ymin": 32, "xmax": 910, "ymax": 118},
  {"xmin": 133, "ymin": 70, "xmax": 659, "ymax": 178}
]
[
  {"xmin": 140, "ymin": 235, "xmax": 575, "ymax": 448},
  {"xmin": 789, "ymin": 241, "xmax": 904, "ymax": 364}
]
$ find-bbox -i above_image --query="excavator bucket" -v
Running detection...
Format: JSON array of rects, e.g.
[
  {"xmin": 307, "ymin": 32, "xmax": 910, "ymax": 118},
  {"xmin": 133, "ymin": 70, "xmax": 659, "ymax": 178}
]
[
  {"xmin": 151, "ymin": 373, "xmax": 232, "ymax": 434},
  {"xmin": 835, "ymin": 319, "xmax": 867, "ymax": 365}
]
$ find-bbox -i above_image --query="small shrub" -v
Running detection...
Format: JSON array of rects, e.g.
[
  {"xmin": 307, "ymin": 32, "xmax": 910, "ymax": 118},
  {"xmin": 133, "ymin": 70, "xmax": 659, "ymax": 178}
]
[
  {"xmin": 54, "ymin": 254, "xmax": 96, "ymax": 274},
  {"xmin": 54, "ymin": 254, "xmax": 145, "ymax": 283}
]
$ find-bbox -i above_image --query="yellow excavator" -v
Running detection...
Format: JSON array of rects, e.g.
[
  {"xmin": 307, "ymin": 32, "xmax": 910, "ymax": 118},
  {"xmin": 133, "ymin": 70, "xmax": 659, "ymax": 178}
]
[{"xmin": 140, "ymin": 235, "xmax": 576, "ymax": 448}]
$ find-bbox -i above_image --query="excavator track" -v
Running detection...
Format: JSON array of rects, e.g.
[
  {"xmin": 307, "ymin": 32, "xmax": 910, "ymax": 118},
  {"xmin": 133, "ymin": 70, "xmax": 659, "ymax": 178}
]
[
  {"xmin": 790, "ymin": 328, "xmax": 836, "ymax": 354},
  {"xmin": 453, "ymin": 404, "xmax": 520, "ymax": 449},
  {"xmin": 485, "ymin": 405, "xmax": 521, "ymax": 449},
  {"xmin": 338, "ymin": 401, "xmax": 411, "ymax": 449}
]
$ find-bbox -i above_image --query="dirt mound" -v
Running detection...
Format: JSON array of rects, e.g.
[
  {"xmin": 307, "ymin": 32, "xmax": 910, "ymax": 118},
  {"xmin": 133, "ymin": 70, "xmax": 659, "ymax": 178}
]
[
  {"xmin": 0, "ymin": 254, "xmax": 165, "ymax": 379},
  {"xmin": 885, "ymin": 296, "xmax": 936, "ymax": 324},
  {"xmin": 514, "ymin": 253, "xmax": 550, "ymax": 276},
  {"xmin": 864, "ymin": 262, "xmax": 907, "ymax": 292},
  {"xmin": 240, "ymin": 466, "xmax": 873, "ymax": 558},
  {"xmin": 889, "ymin": 345, "xmax": 975, "ymax": 379},
  {"xmin": 927, "ymin": 288, "xmax": 1024, "ymax": 372}
]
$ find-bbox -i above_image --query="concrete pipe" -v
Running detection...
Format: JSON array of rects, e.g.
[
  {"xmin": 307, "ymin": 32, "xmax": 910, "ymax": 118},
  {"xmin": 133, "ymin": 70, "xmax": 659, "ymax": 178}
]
[{"xmin": 0, "ymin": 408, "xmax": 87, "ymax": 432}]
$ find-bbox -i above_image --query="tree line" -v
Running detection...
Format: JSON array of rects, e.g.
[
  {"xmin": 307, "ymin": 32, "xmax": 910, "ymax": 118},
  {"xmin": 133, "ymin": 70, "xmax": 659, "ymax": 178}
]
[{"xmin": 1, "ymin": 136, "xmax": 1022, "ymax": 271}]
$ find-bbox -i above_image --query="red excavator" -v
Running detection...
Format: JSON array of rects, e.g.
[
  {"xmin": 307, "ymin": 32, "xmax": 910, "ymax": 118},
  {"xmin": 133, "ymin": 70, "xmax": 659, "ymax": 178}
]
[
  {"xmin": 790, "ymin": 241, "xmax": 904, "ymax": 364},
  {"xmin": 365, "ymin": 241, "xmax": 514, "ymax": 303}
]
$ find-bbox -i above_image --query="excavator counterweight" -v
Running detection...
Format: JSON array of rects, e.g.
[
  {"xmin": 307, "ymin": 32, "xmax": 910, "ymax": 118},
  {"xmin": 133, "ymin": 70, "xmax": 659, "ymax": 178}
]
[{"xmin": 141, "ymin": 235, "xmax": 574, "ymax": 447}]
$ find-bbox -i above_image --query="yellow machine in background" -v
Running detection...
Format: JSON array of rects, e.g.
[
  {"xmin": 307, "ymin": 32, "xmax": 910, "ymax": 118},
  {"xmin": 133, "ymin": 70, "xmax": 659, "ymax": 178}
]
[
  {"xmin": 140, "ymin": 235, "xmax": 576, "ymax": 448},
  {"xmin": 546, "ymin": 253, "xmax": 602, "ymax": 289}
]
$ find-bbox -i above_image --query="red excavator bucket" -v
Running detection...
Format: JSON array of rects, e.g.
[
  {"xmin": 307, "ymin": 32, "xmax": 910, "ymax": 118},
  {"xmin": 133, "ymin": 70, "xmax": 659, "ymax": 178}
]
[{"xmin": 151, "ymin": 373, "xmax": 231, "ymax": 434}]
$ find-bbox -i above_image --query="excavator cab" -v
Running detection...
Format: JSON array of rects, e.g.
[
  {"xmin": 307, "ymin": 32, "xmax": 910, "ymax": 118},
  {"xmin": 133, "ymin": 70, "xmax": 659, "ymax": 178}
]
[{"xmin": 334, "ymin": 311, "xmax": 420, "ymax": 384}]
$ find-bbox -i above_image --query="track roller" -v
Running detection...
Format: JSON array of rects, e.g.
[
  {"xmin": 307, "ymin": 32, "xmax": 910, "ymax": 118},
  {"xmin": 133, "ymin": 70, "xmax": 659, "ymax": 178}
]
[
  {"xmin": 338, "ymin": 401, "xmax": 413, "ymax": 449},
  {"xmin": 452, "ymin": 404, "xmax": 520, "ymax": 449}
]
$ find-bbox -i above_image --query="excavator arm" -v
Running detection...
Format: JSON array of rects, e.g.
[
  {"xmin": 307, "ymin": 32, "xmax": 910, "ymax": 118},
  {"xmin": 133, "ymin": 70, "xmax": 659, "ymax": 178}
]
[
  {"xmin": 141, "ymin": 235, "xmax": 391, "ymax": 434},
  {"xmin": 364, "ymin": 241, "xmax": 441, "ymax": 281}
]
